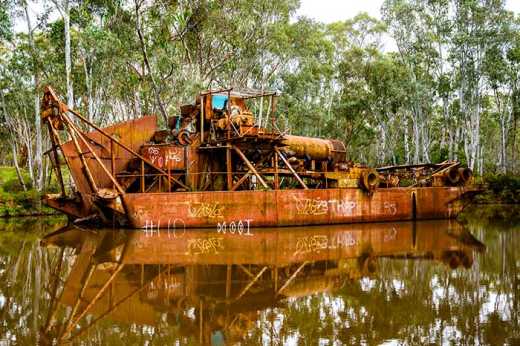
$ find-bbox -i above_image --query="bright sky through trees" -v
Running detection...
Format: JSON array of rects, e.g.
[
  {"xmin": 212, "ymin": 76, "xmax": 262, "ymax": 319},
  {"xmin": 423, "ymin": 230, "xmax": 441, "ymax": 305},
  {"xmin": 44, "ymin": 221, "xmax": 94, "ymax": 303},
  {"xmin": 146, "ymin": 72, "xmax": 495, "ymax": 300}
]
[
  {"xmin": 298, "ymin": 0, "xmax": 520, "ymax": 22},
  {"xmin": 297, "ymin": 0, "xmax": 520, "ymax": 51}
]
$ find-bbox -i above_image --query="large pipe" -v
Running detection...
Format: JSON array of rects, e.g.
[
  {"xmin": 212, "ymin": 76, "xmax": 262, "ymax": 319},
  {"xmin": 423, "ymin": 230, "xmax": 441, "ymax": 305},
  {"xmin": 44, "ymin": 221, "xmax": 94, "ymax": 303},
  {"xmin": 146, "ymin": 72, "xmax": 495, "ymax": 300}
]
[
  {"xmin": 458, "ymin": 167, "xmax": 472, "ymax": 183},
  {"xmin": 281, "ymin": 135, "xmax": 346, "ymax": 163}
]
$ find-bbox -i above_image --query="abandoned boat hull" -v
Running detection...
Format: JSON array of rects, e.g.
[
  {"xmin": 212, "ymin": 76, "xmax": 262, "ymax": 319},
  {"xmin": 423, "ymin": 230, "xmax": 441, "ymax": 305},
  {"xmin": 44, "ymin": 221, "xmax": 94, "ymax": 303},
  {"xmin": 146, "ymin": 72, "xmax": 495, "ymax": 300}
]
[
  {"xmin": 123, "ymin": 186, "xmax": 470, "ymax": 229},
  {"xmin": 40, "ymin": 86, "xmax": 479, "ymax": 229}
]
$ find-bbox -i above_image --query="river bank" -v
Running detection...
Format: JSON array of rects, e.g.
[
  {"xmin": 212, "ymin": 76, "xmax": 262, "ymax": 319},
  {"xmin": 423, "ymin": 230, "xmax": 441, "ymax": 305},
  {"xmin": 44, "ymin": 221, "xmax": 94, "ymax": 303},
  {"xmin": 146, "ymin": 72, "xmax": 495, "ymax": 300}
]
[{"xmin": 0, "ymin": 167, "xmax": 59, "ymax": 217}]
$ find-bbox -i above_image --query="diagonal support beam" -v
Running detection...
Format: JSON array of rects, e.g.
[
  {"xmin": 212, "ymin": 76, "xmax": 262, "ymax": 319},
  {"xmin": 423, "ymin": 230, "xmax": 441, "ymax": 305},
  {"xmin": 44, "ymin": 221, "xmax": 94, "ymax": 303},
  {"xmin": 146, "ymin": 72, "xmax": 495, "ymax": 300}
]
[
  {"xmin": 43, "ymin": 89, "xmax": 190, "ymax": 191},
  {"xmin": 232, "ymin": 146, "xmax": 269, "ymax": 189},
  {"xmin": 238, "ymin": 264, "xmax": 256, "ymax": 279},
  {"xmin": 232, "ymin": 171, "xmax": 251, "ymax": 191},
  {"xmin": 65, "ymin": 107, "xmax": 190, "ymax": 191},
  {"xmin": 63, "ymin": 115, "xmax": 125, "ymax": 195},
  {"xmin": 62, "ymin": 119, "xmax": 99, "ymax": 193},
  {"xmin": 276, "ymin": 261, "xmax": 309, "ymax": 296},
  {"xmin": 234, "ymin": 266, "xmax": 268, "ymax": 301},
  {"xmin": 232, "ymin": 152, "xmax": 273, "ymax": 191},
  {"xmin": 63, "ymin": 263, "xmax": 125, "ymax": 337},
  {"xmin": 274, "ymin": 148, "xmax": 308, "ymax": 189},
  {"xmin": 60, "ymin": 263, "xmax": 96, "ymax": 340},
  {"xmin": 63, "ymin": 238, "xmax": 131, "ymax": 336},
  {"xmin": 67, "ymin": 266, "xmax": 171, "ymax": 342}
]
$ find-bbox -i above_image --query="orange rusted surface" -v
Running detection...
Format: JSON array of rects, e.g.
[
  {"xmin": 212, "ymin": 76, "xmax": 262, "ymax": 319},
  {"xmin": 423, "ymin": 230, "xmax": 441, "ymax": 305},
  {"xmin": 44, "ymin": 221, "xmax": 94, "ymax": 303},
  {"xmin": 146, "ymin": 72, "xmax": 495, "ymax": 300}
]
[
  {"xmin": 123, "ymin": 186, "xmax": 470, "ymax": 228},
  {"xmin": 43, "ymin": 220, "xmax": 481, "ymax": 266},
  {"xmin": 60, "ymin": 116, "xmax": 157, "ymax": 196},
  {"xmin": 41, "ymin": 86, "xmax": 480, "ymax": 228},
  {"xmin": 122, "ymin": 220, "xmax": 481, "ymax": 266},
  {"xmin": 140, "ymin": 144, "xmax": 186, "ymax": 170},
  {"xmin": 40, "ymin": 220, "xmax": 484, "ymax": 343}
]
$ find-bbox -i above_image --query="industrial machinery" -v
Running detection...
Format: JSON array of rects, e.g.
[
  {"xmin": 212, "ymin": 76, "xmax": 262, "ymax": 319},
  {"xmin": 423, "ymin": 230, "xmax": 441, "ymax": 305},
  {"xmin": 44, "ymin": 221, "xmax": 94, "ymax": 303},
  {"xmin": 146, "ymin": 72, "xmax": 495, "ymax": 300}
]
[{"xmin": 41, "ymin": 86, "xmax": 478, "ymax": 228}]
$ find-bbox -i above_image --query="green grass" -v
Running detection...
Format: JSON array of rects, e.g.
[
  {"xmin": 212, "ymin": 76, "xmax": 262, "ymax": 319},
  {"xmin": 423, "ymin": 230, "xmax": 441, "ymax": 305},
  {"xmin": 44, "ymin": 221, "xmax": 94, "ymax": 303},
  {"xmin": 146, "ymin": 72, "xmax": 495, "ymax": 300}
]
[
  {"xmin": 0, "ymin": 166, "xmax": 57, "ymax": 217},
  {"xmin": 0, "ymin": 166, "xmax": 21, "ymax": 183}
]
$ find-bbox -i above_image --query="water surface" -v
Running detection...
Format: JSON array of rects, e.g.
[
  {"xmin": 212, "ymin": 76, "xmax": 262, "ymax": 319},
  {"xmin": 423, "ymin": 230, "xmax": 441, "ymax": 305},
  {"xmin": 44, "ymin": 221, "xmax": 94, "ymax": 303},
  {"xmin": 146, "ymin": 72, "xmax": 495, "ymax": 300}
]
[{"xmin": 0, "ymin": 210, "xmax": 518, "ymax": 345}]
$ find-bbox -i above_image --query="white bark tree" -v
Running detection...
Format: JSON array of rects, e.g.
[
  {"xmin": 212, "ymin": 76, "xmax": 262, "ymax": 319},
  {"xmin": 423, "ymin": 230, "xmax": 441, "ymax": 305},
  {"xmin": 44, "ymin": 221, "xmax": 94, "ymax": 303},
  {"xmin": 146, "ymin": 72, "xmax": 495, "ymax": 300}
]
[
  {"xmin": 52, "ymin": 0, "xmax": 74, "ymax": 109},
  {"xmin": 22, "ymin": 0, "xmax": 44, "ymax": 191}
]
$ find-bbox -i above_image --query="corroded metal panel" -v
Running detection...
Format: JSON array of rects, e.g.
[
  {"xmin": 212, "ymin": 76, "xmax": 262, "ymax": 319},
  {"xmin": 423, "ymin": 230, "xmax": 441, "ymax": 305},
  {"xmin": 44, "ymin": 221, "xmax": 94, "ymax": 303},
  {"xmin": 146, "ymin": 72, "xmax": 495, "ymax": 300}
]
[
  {"xmin": 140, "ymin": 144, "xmax": 186, "ymax": 170},
  {"xmin": 414, "ymin": 187, "xmax": 464, "ymax": 219},
  {"xmin": 122, "ymin": 187, "xmax": 467, "ymax": 229},
  {"xmin": 43, "ymin": 219, "xmax": 482, "ymax": 332},
  {"xmin": 60, "ymin": 115, "xmax": 157, "ymax": 196}
]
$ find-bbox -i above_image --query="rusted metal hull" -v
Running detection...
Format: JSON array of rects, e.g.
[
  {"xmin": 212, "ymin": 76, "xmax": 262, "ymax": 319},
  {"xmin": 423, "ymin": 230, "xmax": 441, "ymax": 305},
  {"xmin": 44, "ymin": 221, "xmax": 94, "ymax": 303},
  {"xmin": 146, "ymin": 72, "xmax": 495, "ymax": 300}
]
[
  {"xmin": 40, "ymin": 86, "xmax": 480, "ymax": 229},
  {"xmin": 123, "ymin": 186, "xmax": 471, "ymax": 229}
]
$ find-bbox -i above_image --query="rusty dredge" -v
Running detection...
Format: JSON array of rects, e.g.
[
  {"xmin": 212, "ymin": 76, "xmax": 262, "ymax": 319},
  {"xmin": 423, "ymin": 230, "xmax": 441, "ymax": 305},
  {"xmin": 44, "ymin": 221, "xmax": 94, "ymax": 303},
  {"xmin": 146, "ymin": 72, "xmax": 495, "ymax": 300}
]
[{"xmin": 41, "ymin": 86, "xmax": 478, "ymax": 229}]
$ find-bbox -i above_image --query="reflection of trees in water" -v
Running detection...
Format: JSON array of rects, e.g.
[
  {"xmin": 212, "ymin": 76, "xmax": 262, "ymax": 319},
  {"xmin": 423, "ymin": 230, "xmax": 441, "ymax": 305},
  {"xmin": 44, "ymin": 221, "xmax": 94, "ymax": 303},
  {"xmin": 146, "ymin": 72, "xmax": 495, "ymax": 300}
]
[
  {"xmin": 0, "ymin": 218, "xmax": 518, "ymax": 345},
  {"xmin": 270, "ymin": 223, "xmax": 519, "ymax": 346},
  {"xmin": 0, "ymin": 221, "xmax": 193, "ymax": 345},
  {"xmin": 0, "ymin": 218, "xmax": 71, "ymax": 345}
]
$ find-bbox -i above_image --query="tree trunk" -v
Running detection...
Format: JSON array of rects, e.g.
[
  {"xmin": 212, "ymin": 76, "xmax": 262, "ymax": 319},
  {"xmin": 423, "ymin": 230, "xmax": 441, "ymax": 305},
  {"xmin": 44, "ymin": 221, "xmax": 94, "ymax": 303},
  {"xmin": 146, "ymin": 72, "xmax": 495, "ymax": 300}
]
[
  {"xmin": 404, "ymin": 115, "xmax": 410, "ymax": 164},
  {"xmin": 83, "ymin": 55, "xmax": 93, "ymax": 121},
  {"xmin": 11, "ymin": 143, "xmax": 27, "ymax": 191},
  {"xmin": 134, "ymin": 0, "xmax": 169, "ymax": 126},
  {"xmin": 24, "ymin": 1, "xmax": 43, "ymax": 192},
  {"xmin": 64, "ymin": 0, "xmax": 74, "ymax": 109},
  {"xmin": 412, "ymin": 109, "xmax": 420, "ymax": 164}
]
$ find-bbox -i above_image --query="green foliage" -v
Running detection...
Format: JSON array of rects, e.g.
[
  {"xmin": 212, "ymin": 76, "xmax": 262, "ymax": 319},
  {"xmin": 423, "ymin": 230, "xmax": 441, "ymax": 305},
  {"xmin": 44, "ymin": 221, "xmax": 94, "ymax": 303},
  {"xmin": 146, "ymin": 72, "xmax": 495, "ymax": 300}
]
[
  {"xmin": 2, "ymin": 177, "xmax": 28, "ymax": 192},
  {"xmin": 0, "ymin": 167, "xmax": 57, "ymax": 216},
  {"xmin": 459, "ymin": 203, "xmax": 520, "ymax": 229},
  {"xmin": 483, "ymin": 174, "xmax": 520, "ymax": 204},
  {"xmin": 1, "ymin": 0, "xmax": 520, "ymax": 180},
  {"xmin": 0, "ymin": 0, "xmax": 11, "ymax": 41},
  {"xmin": 0, "ymin": 167, "xmax": 31, "ymax": 191}
]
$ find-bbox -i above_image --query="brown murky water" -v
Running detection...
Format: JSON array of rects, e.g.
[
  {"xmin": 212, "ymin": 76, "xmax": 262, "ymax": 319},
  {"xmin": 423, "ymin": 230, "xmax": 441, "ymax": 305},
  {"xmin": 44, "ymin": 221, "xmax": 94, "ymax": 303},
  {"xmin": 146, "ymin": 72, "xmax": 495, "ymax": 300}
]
[{"xmin": 0, "ymin": 208, "xmax": 518, "ymax": 345}]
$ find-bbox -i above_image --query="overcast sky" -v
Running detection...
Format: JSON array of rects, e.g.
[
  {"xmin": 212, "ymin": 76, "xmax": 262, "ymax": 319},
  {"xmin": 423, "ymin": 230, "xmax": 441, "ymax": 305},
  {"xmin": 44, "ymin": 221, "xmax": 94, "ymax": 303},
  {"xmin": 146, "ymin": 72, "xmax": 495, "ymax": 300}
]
[
  {"xmin": 296, "ymin": 0, "xmax": 520, "ymax": 51},
  {"xmin": 296, "ymin": 0, "xmax": 520, "ymax": 23},
  {"xmin": 16, "ymin": 0, "xmax": 520, "ymax": 41}
]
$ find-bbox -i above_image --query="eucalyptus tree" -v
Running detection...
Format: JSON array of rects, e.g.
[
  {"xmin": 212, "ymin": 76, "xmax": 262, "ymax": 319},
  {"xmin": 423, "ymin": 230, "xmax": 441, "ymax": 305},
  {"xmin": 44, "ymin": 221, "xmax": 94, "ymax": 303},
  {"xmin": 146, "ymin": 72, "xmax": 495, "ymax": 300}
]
[
  {"xmin": 21, "ymin": 0, "xmax": 45, "ymax": 191},
  {"xmin": 0, "ymin": 0, "xmax": 12, "ymax": 41},
  {"xmin": 450, "ymin": 0, "xmax": 513, "ymax": 174},
  {"xmin": 482, "ymin": 14, "xmax": 520, "ymax": 173},
  {"xmin": 383, "ymin": 0, "xmax": 440, "ymax": 164}
]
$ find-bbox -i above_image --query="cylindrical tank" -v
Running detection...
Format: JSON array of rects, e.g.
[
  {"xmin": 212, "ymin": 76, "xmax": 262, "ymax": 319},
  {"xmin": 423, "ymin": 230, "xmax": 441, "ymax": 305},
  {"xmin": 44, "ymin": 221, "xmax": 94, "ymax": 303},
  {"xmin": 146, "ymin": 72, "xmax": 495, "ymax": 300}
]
[
  {"xmin": 443, "ymin": 166, "xmax": 460, "ymax": 185},
  {"xmin": 458, "ymin": 167, "xmax": 472, "ymax": 183},
  {"xmin": 282, "ymin": 135, "xmax": 346, "ymax": 163}
]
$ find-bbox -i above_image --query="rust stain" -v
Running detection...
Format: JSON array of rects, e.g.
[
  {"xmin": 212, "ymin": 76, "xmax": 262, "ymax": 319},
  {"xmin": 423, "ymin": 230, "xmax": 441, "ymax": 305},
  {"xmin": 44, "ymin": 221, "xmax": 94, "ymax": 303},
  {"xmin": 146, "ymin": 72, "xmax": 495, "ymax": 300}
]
[{"xmin": 40, "ymin": 86, "xmax": 481, "ymax": 228}]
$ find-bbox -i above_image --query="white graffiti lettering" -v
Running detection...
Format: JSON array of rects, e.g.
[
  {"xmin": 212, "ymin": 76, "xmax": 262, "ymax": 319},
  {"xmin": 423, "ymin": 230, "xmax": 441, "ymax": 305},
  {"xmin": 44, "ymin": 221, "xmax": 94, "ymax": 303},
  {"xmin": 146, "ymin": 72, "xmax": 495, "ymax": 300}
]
[
  {"xmin": 188, "ymin": 202, "xmax": 225, "ymax": 218},
  {"xmin": 328, "ymin": 199, "xmax": 357, "ymax": 215},
  {"xmin": 384, "ymin": 201, "xmax": 397, "ymax": 215},
  {"xmin": 217, "ymin": 219, "xmax": 253, "ymax": 236},
  {"xmin": 185, "ymin": 238, "xmax": 224, "ymax": 255},
  {"xmin": 293, "ymin": 232, "xmax": 360, "ymax": 256},
  {"xmin": 294, "ymin": 196, "xmax": 328, "ymax": 215}
]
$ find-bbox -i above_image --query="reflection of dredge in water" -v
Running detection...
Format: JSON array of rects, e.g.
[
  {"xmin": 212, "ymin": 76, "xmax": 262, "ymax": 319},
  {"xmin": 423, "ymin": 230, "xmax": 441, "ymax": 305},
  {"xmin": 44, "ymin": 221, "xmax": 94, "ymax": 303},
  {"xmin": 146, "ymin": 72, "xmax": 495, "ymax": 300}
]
[
  {"xmin": 40, "ymin": 220, "xmax": 484, "ymax": 344},
  {"xmin": 40, "ymin": 86, "xmax": 479, "ymax": 228}
]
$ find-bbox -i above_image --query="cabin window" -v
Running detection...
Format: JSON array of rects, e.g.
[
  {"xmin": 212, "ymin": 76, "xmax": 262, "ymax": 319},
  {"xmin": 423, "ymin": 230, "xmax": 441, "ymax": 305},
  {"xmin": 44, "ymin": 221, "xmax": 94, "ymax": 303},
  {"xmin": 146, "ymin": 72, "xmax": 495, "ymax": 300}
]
[{"xmin": 212, "ymin": 95, "xmax": 228, "ymax": 110}]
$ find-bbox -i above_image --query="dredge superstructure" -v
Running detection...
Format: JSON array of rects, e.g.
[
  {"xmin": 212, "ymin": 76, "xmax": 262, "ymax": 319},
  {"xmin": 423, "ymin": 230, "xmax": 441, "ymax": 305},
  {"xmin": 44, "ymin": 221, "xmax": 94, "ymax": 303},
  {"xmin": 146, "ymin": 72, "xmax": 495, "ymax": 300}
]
[{"xmin": 41, "ymin": 86, "xmax": 477, "ymax": 228}]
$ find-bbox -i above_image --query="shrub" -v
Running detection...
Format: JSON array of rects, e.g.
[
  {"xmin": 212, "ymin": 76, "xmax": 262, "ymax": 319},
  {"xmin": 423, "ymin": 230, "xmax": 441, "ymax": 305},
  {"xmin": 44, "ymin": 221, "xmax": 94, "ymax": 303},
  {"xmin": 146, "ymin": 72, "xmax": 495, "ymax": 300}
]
[
  {"xmin": 2, "ymin": 178, "xmax": 31, "ymax": 192},
  {"xmin": 483, "ymin": 174, "xmax": 520, "ymax": 204}
]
